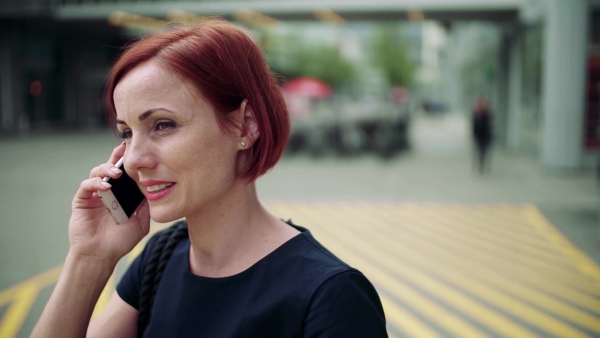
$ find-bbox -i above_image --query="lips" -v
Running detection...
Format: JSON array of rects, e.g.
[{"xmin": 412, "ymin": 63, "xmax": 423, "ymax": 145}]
[
  {"xmin": 146, "ymin": 183, "xmax": 173, "ymax": 193},
  {"xmin": 140, "ymin": 180, "xmax": 176, "ymax": 201}
]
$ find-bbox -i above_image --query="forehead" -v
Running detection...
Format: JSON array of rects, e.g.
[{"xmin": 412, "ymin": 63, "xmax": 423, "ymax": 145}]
[{"xmin": 113, "ymin": 60, "xmax": 203, "ymax": 119}]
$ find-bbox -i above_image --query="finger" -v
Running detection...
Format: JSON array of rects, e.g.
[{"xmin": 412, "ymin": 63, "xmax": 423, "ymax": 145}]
[
  {"xmin": 107, "ymin": 142, "xmax": 126, "ymax": 166},
  {"xmin": 75, "ymin": 177, "xmax": 111, "ymax": 201},
  {"xmin": 89, "ymin": 163, "xmax": 123, "ymax": 179}
]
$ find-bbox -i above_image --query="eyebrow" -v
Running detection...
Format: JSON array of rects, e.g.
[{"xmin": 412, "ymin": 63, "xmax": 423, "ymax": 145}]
[{"xmin": 116, "ymin": 108, "xmax": 176, "ymax": 125}]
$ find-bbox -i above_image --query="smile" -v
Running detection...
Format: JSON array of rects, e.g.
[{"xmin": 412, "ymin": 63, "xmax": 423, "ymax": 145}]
[
  {"xmin": 147, "ymin": 183, "xmax": 174, "ymax": 193},
  {"xmin": 142, "ymin": 181, "xmax": 176, "ymax": 202}
]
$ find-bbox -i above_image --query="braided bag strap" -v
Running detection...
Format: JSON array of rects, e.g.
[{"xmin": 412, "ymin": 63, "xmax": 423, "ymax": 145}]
[{"xmin": 137, "ymin": 221, "xmax": 188, "ymax": 338}]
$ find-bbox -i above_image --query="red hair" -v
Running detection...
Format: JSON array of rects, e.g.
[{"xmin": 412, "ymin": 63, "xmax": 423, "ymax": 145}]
[{"xmin": 104, "ymin": 18, "xmax": 289, "ymax": 182}]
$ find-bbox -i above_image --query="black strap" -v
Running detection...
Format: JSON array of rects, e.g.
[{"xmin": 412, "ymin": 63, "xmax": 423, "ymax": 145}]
[{"xmin": 137, "ymin": 221, "xmax": 188, "ymax": 338}]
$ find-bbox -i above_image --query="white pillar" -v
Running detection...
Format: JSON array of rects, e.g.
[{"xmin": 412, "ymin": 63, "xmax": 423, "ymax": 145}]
[
  {"xmin": 540, "ymin": 0, "xmax": 588, "ymax": 169},
  {"xmin": 507, "ymin": 31, "xmax": 522, "ymax": 151}
]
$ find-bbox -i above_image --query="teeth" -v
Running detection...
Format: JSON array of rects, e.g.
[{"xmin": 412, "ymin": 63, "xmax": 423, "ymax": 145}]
[{"xmin": 147, "ymin": 183, "xmax": 173, "ymax": 193}]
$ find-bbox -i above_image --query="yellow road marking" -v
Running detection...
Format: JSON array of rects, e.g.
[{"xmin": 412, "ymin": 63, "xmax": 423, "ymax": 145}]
[
  {"xmin": 92, "ymin": 274, "xmax": 115, "ymax": 319},
  {"xmin": 379, "ymin": 293, "xmax": 441, "ymax": 338},
  {"xmin": 0, "ymin": 282, "xmax": 39, "ymax": 338},
  {"xmin": 526, "ymin": 204, "xmax": 600, "ymax": 287},
  {"xmin": 444, "ymin": 206, "xmax": 571, "ymax": 260},
  {"xmin": 406, "ymin": 204, "xmax": 580, "ymax": 271},
  {"xmin": 360, "ymin": 206, "xmax": 600, "ymax": 332},
  {"xmin": 373, "ymin": 205, "xmax": 600, "ymax": 312},
  {"xmin": 389, "ymin": 205, "xmax": 600, "ymax": 295},
  {"xmin": 0, "ymin": 266, "xmax": 62, "ymax": 307}
]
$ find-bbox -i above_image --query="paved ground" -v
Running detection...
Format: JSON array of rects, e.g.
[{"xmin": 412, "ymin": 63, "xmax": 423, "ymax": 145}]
[{"xmin": 1, "ymin": 111, "xmax": 599, "ymax": 337}]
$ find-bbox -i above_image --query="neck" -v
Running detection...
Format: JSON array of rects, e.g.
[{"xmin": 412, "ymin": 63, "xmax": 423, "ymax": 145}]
[{"xmin": 184, "ymin": 180, "xmax": 298, "ymax": 278}]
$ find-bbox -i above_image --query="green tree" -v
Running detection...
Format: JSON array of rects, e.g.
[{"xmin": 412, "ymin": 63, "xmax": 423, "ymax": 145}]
[
  {"xmin": 299, "ymin": 45, "xmax": 355, "ymax": 88},
  {"xmin": 259, "ymin": 28, "xmax": 356, "ymax": 89},
  {"xmin": 372, "ymin": 25, "xmax": 415, "ymax": 87}
]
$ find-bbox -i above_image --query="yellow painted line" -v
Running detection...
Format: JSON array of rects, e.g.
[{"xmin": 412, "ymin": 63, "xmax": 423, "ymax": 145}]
[
  {"xmin": 379, "ymin": 293, "xmax": 441, "ymax": 338},
  {"xmin": 419, "ymin": 205, "xmax": 577, "ymax": 267},
  {"xmin": 92, "ymin": 274, "xmax": 115, "ymax": 319},
  {"xmin": 0, "ymin": 222, "xmax": 180, "ymax": 335},
  {"xmin": 371, "ymin": 206, "xmax": 600, "ymax": 315},
  {"xmin": 379, "ymin": 204, "xmax": 586, "ymax": 281},
  {"xmin": 388, "ymin": 205, "xmax": 600, "ymax": 295},
  {"xmin": 355, "ymin": 205, "xmax": 600, "ymax": 334},
  {"xmin": 446, "ymin": 204, "xmax": 544, "ymax": 232},
  {"xmin": 0, "ymin": 266, "xmax": 62, "ymax": 338},
  {"xmin": 456, "ymin": 204, "xmax": 553, "ymax": 239},
  {"xmin": 0, "ymin": 282, "xmax": 39, "ymax": 338},
  {"xmin": 0, "ymin": 265, "xmax": 62, "ymax": 307},
  {"xmin": 332, "ymin": 204, "xmax": 592, "ymax": 338},
  {"xmin": 526, "ymin": 204, "xmax": 600, "ymax": 288},
  {"xmin": 383, "ymin": 203, "xmax": 600, "ymax": 298},
  {"xmin": 448, "ymin": 205, "xmax": 569, "ymax": 254},
  {"xmin": 285, "ymin": 202, "xmax": 530, "ymax": 338}
]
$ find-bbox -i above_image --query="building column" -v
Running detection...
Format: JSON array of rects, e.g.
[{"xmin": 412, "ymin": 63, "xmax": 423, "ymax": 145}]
[
  {"xmin": 494, "ymin": 30, "xmax": 512, "ymax": 147},
  {"xmin": 540, "ymin": 0, "xmax": 588, "ymax": 169},
  {"xmin": 506, "ymin": 29, "xmax": 522, "ymax": 151},
  {"xmin": 0, "ymin": 31, "xmax": 16, "ymax": 133}
]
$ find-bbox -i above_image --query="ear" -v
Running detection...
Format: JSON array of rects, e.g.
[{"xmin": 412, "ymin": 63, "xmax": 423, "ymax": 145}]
[{"xmin": 239, "ymin": 100, "xmax": 259, "ymax": 144}]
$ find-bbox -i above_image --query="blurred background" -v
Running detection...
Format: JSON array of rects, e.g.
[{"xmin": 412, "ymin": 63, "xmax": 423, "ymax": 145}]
[{"xmin": 1, "ymin": 0, "xmax": 600, "ymax": 337}]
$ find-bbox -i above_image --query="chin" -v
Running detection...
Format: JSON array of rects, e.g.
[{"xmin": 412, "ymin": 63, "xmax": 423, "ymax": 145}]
[{"xmin": 149, "ymin": 207, "xmax": 184, "ymax": 224}]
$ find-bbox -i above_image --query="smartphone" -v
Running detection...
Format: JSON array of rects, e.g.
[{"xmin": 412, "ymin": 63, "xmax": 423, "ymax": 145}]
[{"xmin": 97, "ymin": 157, "xmax": 146, "ymax": 224}]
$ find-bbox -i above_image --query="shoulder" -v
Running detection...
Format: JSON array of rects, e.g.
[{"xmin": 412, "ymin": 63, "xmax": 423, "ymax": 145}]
[
  {"xmin": 300, "ymin": 244, "xmax": 387, "ymax": 336},
  {"xmin": 284, "ymin": 227, "xmax": 355, "ymax": 279}
]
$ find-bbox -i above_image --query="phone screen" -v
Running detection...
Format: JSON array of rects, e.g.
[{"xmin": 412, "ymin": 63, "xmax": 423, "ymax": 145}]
[{"xmin": 107, "ymin": 164, "xmax": 145, "ymax": 217}]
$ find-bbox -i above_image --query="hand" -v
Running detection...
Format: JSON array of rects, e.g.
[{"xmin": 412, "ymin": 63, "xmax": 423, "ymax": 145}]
[{"xmin": 68, "ymin": 143, "xmax": 150, "ymax": 264}]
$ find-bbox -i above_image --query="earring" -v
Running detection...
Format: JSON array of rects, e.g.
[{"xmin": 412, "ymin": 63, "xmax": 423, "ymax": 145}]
[{"xmin": 241, "ymin": 141, "xmax": 247, "ymax": 147}]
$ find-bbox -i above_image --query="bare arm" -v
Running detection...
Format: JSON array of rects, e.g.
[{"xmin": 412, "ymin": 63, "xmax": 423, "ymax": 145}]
[
  {"xmin": 31, "ymin": 143, "xmax": 149, "ymax": 338},
  {"xmin": 87, "ymin": 292, "xmax": 138, "ymax": 338},
  {"xmin": 30, "ymin": 254, "xmax": 115, "ymax": 338}
]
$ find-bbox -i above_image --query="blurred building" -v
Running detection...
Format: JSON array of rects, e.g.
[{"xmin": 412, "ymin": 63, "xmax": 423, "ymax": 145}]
[{"xmin": 0, "ymin": 0, "xmax": 594, "ymax": 170}]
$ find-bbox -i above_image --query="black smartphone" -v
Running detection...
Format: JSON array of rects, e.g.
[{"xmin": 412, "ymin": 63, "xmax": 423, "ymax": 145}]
[{"xmin": 97, "ymin": 157, "xmax": 146, "ymax": 223}]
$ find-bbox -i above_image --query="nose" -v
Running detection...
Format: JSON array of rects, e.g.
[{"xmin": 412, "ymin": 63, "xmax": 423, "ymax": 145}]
[{"xmin": 123, "ymin": 137, "xmax": 157, "ymax": 176}]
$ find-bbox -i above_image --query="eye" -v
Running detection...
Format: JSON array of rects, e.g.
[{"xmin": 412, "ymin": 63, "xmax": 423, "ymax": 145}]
[
  {"xmin": 155, "ymin": 120, "xmax": 176, "ymax": 132},
  {"xmin": 117, "ymin": 129, "xmax": 132, "ymax": 139}
]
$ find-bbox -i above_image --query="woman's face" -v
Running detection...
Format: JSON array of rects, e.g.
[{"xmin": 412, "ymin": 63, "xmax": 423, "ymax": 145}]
[{"xmin": 113, "ymin": 60, "xmax": 241, "ymax": 223}]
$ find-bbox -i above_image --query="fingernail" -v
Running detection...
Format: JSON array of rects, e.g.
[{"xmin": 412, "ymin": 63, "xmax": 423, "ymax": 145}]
[
  {"xmin": 101, "ymin": 182, "xmax": 112, "ymax": 188},
  {"xmin": 110, "ymin": 167, "xmax": 122, "ymax": 174}
]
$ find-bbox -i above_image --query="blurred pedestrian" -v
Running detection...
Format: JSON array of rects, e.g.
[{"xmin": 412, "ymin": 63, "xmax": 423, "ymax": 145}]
[
  {"xmin": 31, "ymin": 19, "xmax": 387, "ymax": 338},
  {"xmin": 472, "ymin": 97, "xmax": 493, "ymax": 174}
]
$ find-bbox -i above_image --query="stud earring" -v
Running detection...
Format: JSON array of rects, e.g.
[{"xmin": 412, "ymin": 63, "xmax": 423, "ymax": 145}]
[{"xmin": 241, "ymin": 141, "xmax": 247, "ymax": 147}]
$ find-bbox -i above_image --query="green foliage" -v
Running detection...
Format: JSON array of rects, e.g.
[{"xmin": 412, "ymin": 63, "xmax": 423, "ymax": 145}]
[
  {"xmin": 260, "ymin": 30, "xmax": 356, "ymax": 89},
  {"xmin": 298, "ymin": 45, "xmax": 355, "ymax": 88},
  {"xmin": 372, "ymin": 25, "xmax": 415, "ymax": 87}
]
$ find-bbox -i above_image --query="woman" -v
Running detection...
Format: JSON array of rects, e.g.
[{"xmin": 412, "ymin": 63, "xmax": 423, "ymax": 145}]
[
  {"xmin": 472, "ymin": 97, "xmax": 493, "ymax": 175},
  {"xmin": 31, "ymin": 19, "xmax": 386, "ymax": 337}
]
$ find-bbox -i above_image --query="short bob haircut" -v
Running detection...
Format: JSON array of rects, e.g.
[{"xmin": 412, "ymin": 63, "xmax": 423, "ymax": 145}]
[{"xmin": 104, "ymin": 18, "xmax": 290, "ymax": 182}]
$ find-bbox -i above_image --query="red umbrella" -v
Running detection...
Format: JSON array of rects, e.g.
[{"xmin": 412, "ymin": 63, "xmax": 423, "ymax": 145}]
[{"xmin": 282, "ymin": 76, "xmax": 332, "ymax": 99}]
